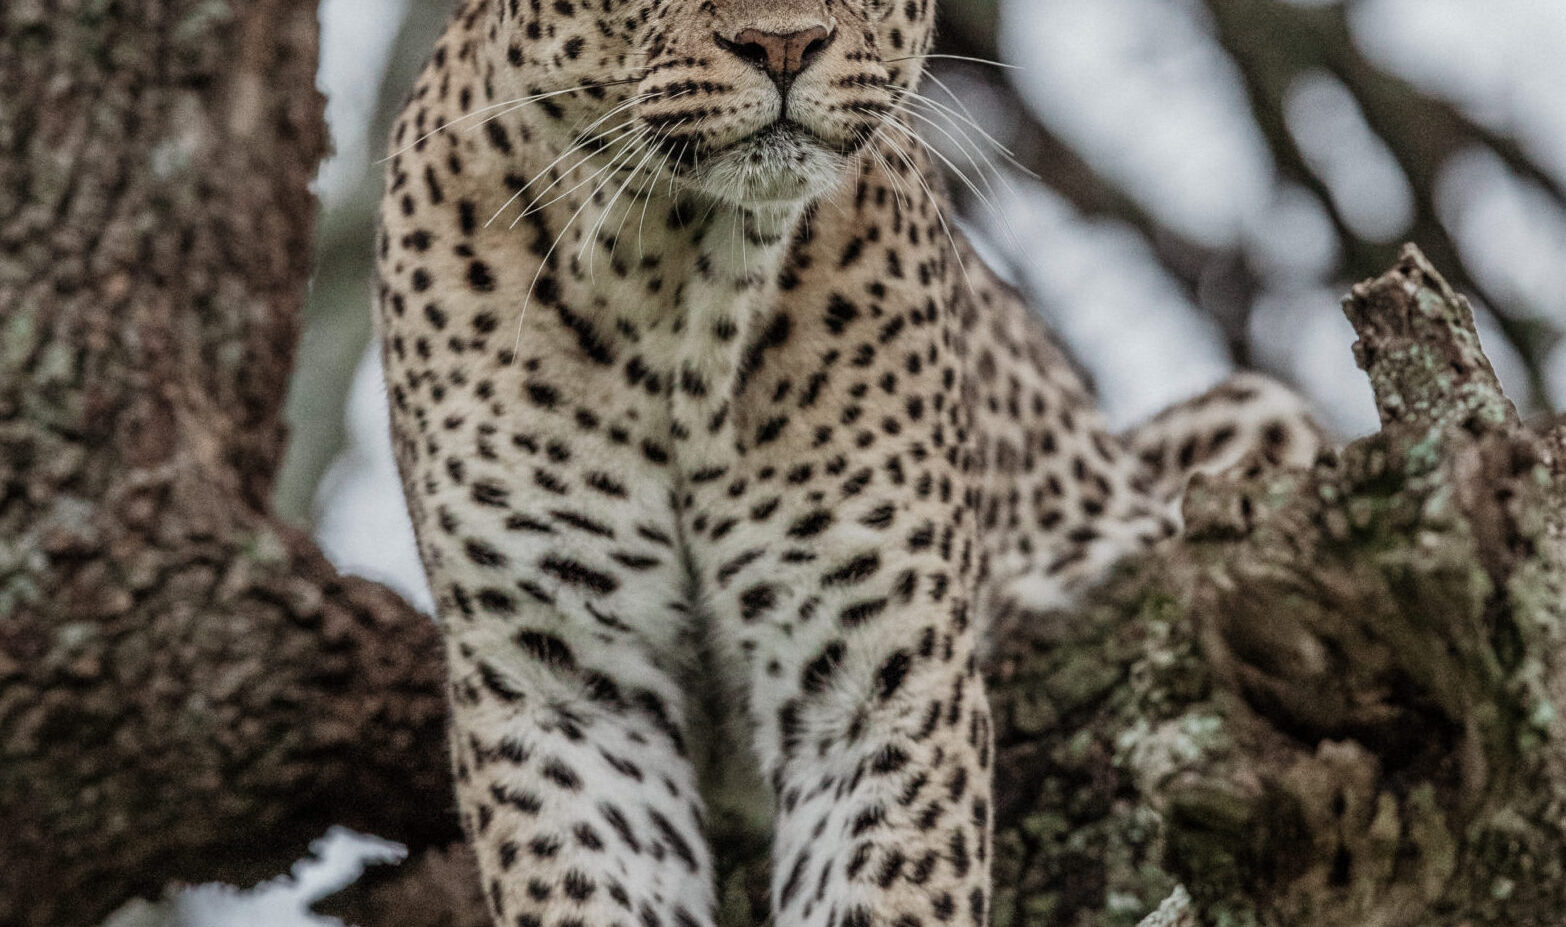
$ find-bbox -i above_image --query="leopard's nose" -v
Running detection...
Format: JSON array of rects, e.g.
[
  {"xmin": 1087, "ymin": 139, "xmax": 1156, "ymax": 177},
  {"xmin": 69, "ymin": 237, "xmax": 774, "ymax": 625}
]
[{"xmin": 718, "ymin": 24, "xmax": 835, "ymax": 94}]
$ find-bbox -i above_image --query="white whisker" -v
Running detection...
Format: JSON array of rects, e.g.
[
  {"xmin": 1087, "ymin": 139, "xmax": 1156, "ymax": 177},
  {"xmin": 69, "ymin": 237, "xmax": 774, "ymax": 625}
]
[
  {"xmin": 887, "ymin": 101, "xmax": 1025, "ymax": 253},
  {"xmin": 874, "ymin": 125, "xmax": 977, "ymax": 297},
  {"xmin": 883, "ymin": 53, "xmax": 1018, "ymax": 70},
  {"xmin": 895, "ymin": 80, "xmax": 1038, "ymax": 179},
  {"xmin": 504, "ymin": 89, "xmax": 695, "ymax": 226},
  {"xmin": 484, "ymin": 90, "xmax": 669, "ymax": 227},
  {"xmin": 861, "ymin": 127, "xmax": 911, "ymax": 216},
  {"xmin": 487, "ymin": 118, "xmax": 643, "ymax": 228},
  {"xmin": 585, "ymin": 131, "xmax": 667, "ymax": 278},
  {"xmin": 891, "ymin": 103, "xmax": 994, "ymax": 196},
  {"xmin": 665, "ymin": 139, "xmax": 692, "ymax": 204},
  {"xmin": 509, "ymin": 127, "xmax": 654, "ymax": 358},
  {"xmin": 513, "ymin": 125, "xmax": 654, "ymax": 226},
  {"xmin": 381, "ymin": 75, "xmax": 645, "ymax": 161},
  {"xmin": 626, "ymin": 138, "xmax": 675, "ymax": 264}
]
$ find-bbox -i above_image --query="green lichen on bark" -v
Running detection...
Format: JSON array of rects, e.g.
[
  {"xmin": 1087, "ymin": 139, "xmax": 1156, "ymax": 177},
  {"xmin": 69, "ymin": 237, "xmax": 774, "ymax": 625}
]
[
  {"xmin": 985, "ymin": 572, "xmax": 1196, "ymax": 927},
  {"xmin": 1345, "ymin": 247, "xmax": 1519, "ymax": 437},
  {"xmin": 1101, "ymin": 246, "xmax": 1566, "ymax": 925}
]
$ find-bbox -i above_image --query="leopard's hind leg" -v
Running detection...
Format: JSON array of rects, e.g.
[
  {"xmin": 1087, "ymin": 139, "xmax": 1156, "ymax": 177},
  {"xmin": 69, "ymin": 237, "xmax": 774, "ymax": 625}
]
[{"xmin": 1122, "ymin": 372, "xmax": 1326, "ymax": 509}]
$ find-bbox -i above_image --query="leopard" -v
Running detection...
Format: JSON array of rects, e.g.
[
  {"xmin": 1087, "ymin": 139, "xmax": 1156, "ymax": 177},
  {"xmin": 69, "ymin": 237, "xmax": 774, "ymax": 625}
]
[{"xmin": 373, "ymin": 2, "xmax": 1323, "ymax": 926}]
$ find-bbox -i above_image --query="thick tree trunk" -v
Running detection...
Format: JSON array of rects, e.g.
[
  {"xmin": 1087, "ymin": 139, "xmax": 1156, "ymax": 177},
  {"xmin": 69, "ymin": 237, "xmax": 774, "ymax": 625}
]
[
  {"xmin": 2, "ymin": 2, "xmax": 1563, "ymax": 926},
  {"xmin": 0, "ymin": 3, "xmax": 459, "ymax": 924}
]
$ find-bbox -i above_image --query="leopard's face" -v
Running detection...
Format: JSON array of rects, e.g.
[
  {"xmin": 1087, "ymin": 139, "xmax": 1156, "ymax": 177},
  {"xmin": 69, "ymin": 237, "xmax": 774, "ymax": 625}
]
[{"xmin": 489, "ymin": 0, "xmax": 935, "ymax": 208}]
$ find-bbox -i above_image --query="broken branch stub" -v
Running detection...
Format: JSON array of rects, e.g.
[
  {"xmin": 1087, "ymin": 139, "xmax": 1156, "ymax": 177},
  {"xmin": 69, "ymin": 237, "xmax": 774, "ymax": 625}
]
[{"xmin": 1344, "ymin": 244, "xmax": 1519, "ymax": 435}]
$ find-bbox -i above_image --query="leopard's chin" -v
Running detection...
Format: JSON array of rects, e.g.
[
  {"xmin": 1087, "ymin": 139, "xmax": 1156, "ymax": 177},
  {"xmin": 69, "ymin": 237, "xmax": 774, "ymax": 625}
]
[{"xmin": 686, "ymin": 123, "xmax": 849, "ymax": 208}]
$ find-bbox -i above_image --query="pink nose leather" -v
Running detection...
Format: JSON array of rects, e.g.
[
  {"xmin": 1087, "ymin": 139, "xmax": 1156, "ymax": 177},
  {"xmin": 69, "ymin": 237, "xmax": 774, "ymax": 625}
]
[{"xmin": 722, "ymin": 25, "xmax": 834, "ymax": 89}]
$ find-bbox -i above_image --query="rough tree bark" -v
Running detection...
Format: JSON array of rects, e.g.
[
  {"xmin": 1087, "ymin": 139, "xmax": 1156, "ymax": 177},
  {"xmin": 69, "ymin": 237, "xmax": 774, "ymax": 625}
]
[
  {"xmin": 0, "ymin": 2, "xmax": 458, "ymax": 924},
  {"xmin": 982, "ymin": 246, "xmax": 1566, "ymax": 926},
  {"xmin": 2, "ymin": 3, "xmax": 1564, "ymax": 927}
]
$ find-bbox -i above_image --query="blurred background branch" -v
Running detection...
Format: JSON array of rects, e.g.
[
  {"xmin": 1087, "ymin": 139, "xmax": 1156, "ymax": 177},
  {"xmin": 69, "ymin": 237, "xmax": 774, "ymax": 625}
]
[
  {"xmin": 928, "ymin": 0, "xmax": 1562, "ymax": 405},
  {"xmin": 272, "ymin": 0, "xmax": 452, "ymax": 525}
]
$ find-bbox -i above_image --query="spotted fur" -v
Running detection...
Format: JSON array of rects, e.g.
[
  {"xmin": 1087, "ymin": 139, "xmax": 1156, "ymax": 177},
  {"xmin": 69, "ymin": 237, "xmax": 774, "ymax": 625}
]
[{"xmin": 375, "ymin": 3, "xmax": 1321, "ymax": 926}]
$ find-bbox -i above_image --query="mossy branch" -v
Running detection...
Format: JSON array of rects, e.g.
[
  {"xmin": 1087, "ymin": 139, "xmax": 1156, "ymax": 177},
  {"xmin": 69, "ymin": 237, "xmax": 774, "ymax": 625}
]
[{"xmin": 977, "ymin": 245, "xmax": 1566, "ymax": 927}]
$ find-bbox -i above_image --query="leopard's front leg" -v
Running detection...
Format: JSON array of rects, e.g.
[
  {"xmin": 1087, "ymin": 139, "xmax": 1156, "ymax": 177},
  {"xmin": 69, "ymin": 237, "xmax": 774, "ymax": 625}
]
[
  {"xmin": 768, "ymin": 614, "xmax": 992, "ymax": 927},
  {"xmin": 702, "ymin": 484, "xmax": 992, "ymax": 927},
  {"xmin": 389, "ymin": 342, "xmax": 721, "ymax": 927}
]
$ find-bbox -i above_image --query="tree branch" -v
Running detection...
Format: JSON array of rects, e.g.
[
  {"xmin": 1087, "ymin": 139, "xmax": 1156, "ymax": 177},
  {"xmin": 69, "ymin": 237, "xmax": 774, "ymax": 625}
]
[
  {"xmin": 0, "ymin": 3, "xmax": 462, "ymax": 924},
  {"xmin": 1114, "ymin": 246, "xmax": 1565, "ymax": 924}
]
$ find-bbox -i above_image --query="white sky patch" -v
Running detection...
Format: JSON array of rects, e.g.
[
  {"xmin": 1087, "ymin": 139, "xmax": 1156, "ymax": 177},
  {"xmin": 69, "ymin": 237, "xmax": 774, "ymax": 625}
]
[
  {"xmin": 999, "ymin": 185, "xmax": 1235, "ymax": 429},
  {"xmin": 1351, "ymin": 0, "xmax": 1566, "ymax": 186},
  {"xmin": 315, "ymin": 344, "xmax": 435, "ymax": 615},
  {"xmin": 1438, "ymin": 148, "xmax": 1566, "ymax": 326},
  {"xmin": 1244, "ymin": 182, "xmax": 1341, "ymax": 283},
  {"xmin": 1548, "ymin": 344, "xmax": 1566, "ymax": 411},
  {"xmin": 1471, "ymin": 298, "xmax": 1538, "ymax": 414},
  {"xmin": 101, "ymin": 829, "xmax": 405, "ymax": 927},
  {"xmin": 311, "ymin": 0, "xmax": 432, "ymax": 614},
  {"xmin": 1284, "ymin": 70, "xmax": 1415, "ymax": 243},
  {"xmin": 315, "ymin": 0, "xmax": 409, "ymax": 207},
  {"xmin": 1249, "ymin": 287, "xmax": 1379, "ymax": 438},
  {"xmin": 1000, "ymin": 0, "xmax": 1276, "ymax": 247}
]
